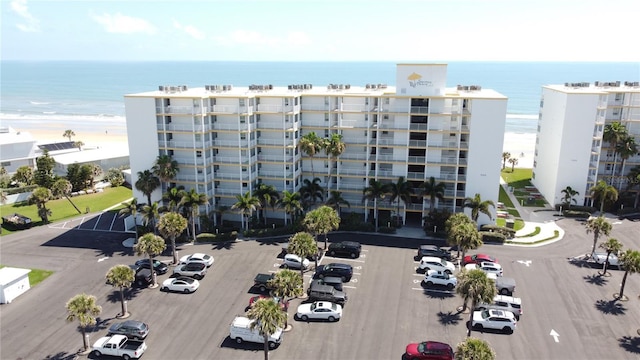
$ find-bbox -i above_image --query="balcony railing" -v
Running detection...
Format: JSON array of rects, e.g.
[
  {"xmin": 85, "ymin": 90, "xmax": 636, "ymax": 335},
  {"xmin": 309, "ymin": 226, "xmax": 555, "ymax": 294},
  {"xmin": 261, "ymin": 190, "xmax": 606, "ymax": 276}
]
[
  {"xmin": 380, "ymin": 106, "xmax": 409, "ymax": 113},
  {"xmin": 257, "ymin": 122, "xmax": 295, "ymax": 130},
  {"xmin": 407, "ymin": 156, "xmax": 426, "ymax": 163},
  {"xmin": 157, "ymin": 106, "xmax": 203, "ymax": 115},
  {"xmin": 159, "ymin": 123, "xmax": 212, "ymax": 132},
  {"xmin": 257, "ymin": 138, "xmax": 295, "ymax": 146},
  {"xmin": 214, "ymin": 172, "xmax": 251, "ymax": 180},
  {"xmin": 159, "ymin": 140, "xmax": 213, "ymax": 149},
  {"xmin": 336, "ymin": 183, "xmax": 366, "ymax": 190},
  {"xmin": 340, "ymin": 153, "xmax": 368, "ymax": 160},
  {"xmin": 211, "ymin": 156, "xmax": 249, "ymax": 164},
  {"xmin": 209, "ymin": 105, "xmax": 253, "ymax": 114},
  {"xmin": 407, "ymin": 172, "xmax": 425, "ymax": 180},
  {"xmin": 301, "ymin": 104, "xmax": 330, "ymax": 111},
  {"xmin": 212, "ymin": 122, "xmax": 250, "ymax": 131},
  {"xmin": 175, "ymin": 157, "xmax": 211, "ymax": 166},
  {"xmin": 214, "ymin": 188, "xmax": 241, "ymax": 195},
  {"xmin": 341, "ymin": 104, "xmax": 372, "ymax": 112},
  {"xmin": 375, "ymin": 122, "xmax": 407, "ymax": 130},
  {"xmin": 211, "ymin": 139, "xmax": 256, "ymax": 147},
  {"xmin": 257, "ymin": 154, "xmax": 295, "ymax": 162},
  {"xmin": 338, "ymin": 168, "xmax": 368, "ymax": 176},
  {"xmin": 370, "ymin": 170, "xmax": 396, "ymax": 178},
  {"xmin": 339, "ymin": 120, "xmax": 369, "ymax": 128},
  {"xmin": 410, "ymin": 106, "xmax": 429, "ymax": 114},
  {"xmin": 374, "ymin": 154, "xmax": 404, "ymax": 162},
  {"xmin": 258, "ymin": 170, "xmax": 295, "ymax": 178}
]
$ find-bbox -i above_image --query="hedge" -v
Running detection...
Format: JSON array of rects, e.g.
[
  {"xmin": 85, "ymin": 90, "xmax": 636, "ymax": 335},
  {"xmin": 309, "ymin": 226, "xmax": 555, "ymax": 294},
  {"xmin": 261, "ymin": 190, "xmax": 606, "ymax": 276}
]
[
  {"xmin": 562, "ymin": 210, "xmax": 591, "ymax": 219},
  {"xmin": 377, "ymin": 226, "xmax": 397, "ymax": 234},
  {"xmin": 479, "ymin": 231, "xmax": 506, "ymax": 244},
  {"xmin": 196, "ymin": 231, "xmax": 238, "ymax": 242},
  {"xmin": 480, "ymin": 224, "xmax": 516, "ymax": 239},
  {"xmin": 554, "ymin": 204, "xmax": 596, "ymax": 213}
]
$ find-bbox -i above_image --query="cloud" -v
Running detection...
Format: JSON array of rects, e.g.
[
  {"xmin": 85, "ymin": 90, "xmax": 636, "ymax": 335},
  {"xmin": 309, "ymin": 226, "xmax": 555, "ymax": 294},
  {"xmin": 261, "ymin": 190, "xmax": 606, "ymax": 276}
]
[
  {"xmin": 10, "ymin": 0, "xmax": 40, "ymax": 32},
  {"xmin": 173, "ymin": 20, "xmax": 205, "ymax": 40},
  {"xmin": 91, "ymin": 12, "xmax": 156, "ymax": 35}
]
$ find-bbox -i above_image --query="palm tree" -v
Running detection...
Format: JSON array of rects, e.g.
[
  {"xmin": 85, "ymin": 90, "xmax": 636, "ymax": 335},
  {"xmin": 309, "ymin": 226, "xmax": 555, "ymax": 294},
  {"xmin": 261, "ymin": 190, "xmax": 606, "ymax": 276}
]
[
  {"xmin": 134, "ymin": 233, "xmax": 167, "ymax": 287},
  {"xmin": 455, "ymin": 337, "xmax": 496, "ymax": 360},
  {"xmin": 325, "ymin": 190, "xmax": 350, "ymax": 216},
  {"xmin": 119, "ymin": 198, "xmax": 140, "ymax": 243},
  {"xmin": 278, "ymin": 190, "xmax": 302, "ymax": 226},
  {"xmin": 508, "ymin": 157, "xmax": 518, "ymax": 172},
  {"xmin": 324, "ymin": 133, "xmax": 346, "ymax": 192},
  {"xmin": 299, "ymin": 132, "xmax": 325, "ymax": 180},
  {"xmin": 232, "ymin": 191, "xmax": 261, "ymax": 231},
  {"xmin": 603, "ymin": 121, "xmax": 628, "ymax": 183},
  {"xmin": 589, "ymin": 180, "xmax": 618, "ymax": 213},
  {"xmin": 616, "ymin": 249, "xmax": 640, "ymax": 300},
  {"xmin": 140, "ymin": 202, "xmax": 161, "ymax": 234},
  {"xmin": 28, "ymin": 186, "xmax": 53, "ymax": 223},
  {"xmin": 599, "ymin": 238, "xmax": 623, "ymax": 275},
  {"xmin": 152, "ymin": 154, "xmax": 180, "ymax": 184},
  {"xmin": 560, "ymin": 186, "xmax": 579, "ymax": 206},
  {"xmin": 455, "ymin": 222, "xmax": 483, "ymax": 261},
  {"xmin": 163, "ymin": 185, "xmax": 186, "ymax": 213},
  {"xmin": 65, "ymin": 293, "xmax": 102, "ymax": 352},
  {"xmin": 445, "ymin": 213, "xmax": 474, "ymax": 259},
  {"xmin": 501, "ymin": 152, "xmax": 511, "ymax": 170},
  {"xmin": 180, "ymin": 188, "xmax": 207, "ymax": 241},
  {"xmin": 303, "ymin": 205, "xmax": 341, "ymax": 250},
  {"xmin": 286, "ymin": 232, "xmax": 318, "ymax": 278},
  {"xmin": 254, "ymin": 184, "xmax": 280, "ymax": 226},
  {"xmin": 158, "ymin": 212, "xmax": 188, "ymax": 265},
  {"xmin": 362, "ymin": 179, "xmax": 390, "ymax": 232},
  {"xmin": 463, "ymin": 193, "xmax": 495, "ymax": 223},
  {"xmin": 52, "ymin": 178, "xmax": 81, "ymax": 214},
  {"xmin": 626, "ymin": 165, "xmax": 640, "ymax": 208},
  {"xmin": 105, "ymin": 265, "xmax": 135, "ymax": 317},
  {"xmin": 89, "ymin": 164, "xmax": 102, "ymax": 189},
  {"xmin": 300, "ymin": 177, "xmax": 324, "ymax": 207},
  {"xmin": 268, "ymin": 269, "xmax": 304, "ymax": 302},
  {"xmin": 246, "ymin": 298, "xmax": 288, "ymax": 360},
  {"xmin": 74, "ymin": 140, "xmax": 84, "ymax": 151},
  {"xmin": 419, "ymin": 176, "xmax": 446, "ymax": 214},
  {"xmin": 135, "ymin": 170, "xmax": 160, "ymax": 205},
  {"xmin": 456, "ymin": 269, "xmax": 497, "ymax": 337},
  {"xmin": 615, "ymin": 135, "xmax": 637, "ymax": 186},
  {"xmin": 388, "ymin": 176, "xmax": 413, "ymax": 225},
  {"xmin": 0, "ymin": 191, "xmax": 7, "ymax": 205},
  {"xmin": 585, "ymin": 216, "xmax": 612, "ymax": 257},
  {"xmin": 63, "ymin": 129, "xmax": 76, "ymax": 142}
]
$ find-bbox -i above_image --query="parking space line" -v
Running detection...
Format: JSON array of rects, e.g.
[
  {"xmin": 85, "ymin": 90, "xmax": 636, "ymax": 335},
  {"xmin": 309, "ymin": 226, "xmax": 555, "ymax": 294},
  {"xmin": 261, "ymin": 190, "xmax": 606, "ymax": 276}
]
[
  {"xmin": 343, "ymin": 285, "xmax": 357, "ymax": 289},
  {"xmin": 412, "ymin": 274, "xmax": 424, "ymax": 277},
  {"xmin": 324, "ymin": 257, "xmax": 366, "ymax": 263}
]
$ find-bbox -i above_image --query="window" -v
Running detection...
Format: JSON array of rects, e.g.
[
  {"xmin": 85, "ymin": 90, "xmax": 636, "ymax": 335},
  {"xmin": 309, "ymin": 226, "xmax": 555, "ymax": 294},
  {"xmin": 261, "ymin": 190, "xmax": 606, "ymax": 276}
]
[
  {"xmin": 243, "ymin": 182, "xmax": 248, "ymax": 188},
  {"xmin": 196, "ymin": 151, "xmax": 202, "ymax": 158},
  {"xmin": 239, "ymin": 98, "xmax": 245, "ymax": 106},
  {"xmin": 240, "ymin": 116, "xmax": 246, "ymax": 123},
  {"xmin": 285, "ymin": 98, "xmax": 290, "ymax": 106},
  {"xmin": 1, "ymin": 161, "xmax": 10, "ymax": 167}
]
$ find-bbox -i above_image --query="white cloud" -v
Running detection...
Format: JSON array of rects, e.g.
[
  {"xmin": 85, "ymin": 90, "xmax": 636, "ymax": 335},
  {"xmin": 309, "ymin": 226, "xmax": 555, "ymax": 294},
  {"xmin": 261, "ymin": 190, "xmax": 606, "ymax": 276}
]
[
  {"xmin": 10, "ymin": 0, "xmax": 40, "ymax": 32},
  {"xmin": 173, "ymin": 20, "xmax": 205, "ymax": 40},
  {"xmin": 91, "ymin": 12, "xmax": 156, "ymax": 35}
]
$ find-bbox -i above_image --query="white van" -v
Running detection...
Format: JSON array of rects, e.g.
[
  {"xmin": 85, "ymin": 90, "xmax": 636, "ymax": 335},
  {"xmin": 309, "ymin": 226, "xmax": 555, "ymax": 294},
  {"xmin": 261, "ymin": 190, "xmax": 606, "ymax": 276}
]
[{"xmin": 229, "ymin": 316, "xmax": 283, "ymax": 348}]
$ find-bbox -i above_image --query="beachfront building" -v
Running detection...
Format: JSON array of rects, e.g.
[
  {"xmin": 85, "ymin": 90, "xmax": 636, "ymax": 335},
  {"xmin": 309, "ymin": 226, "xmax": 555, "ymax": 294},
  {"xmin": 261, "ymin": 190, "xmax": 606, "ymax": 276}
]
[
  {"xmin": 124, "ymin": 64, "xmax": 507, "ymax": 227},
  {"xmin": 532, "ymin": 81, "xmax": 640, "ymax": 207},
  {"xmin": 0, "ymin": 127, "xmax": 37, "ymax": 174}
]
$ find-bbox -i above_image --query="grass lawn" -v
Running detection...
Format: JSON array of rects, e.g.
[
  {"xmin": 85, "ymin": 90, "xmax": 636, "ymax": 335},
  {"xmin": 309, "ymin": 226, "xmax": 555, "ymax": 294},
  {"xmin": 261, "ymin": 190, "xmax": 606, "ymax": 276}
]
[
  {"xmin": 0, "ymin": 186, "xmax": 132, "ymax": 236},
  {"xmin": 0, "ymin": 265, "xmax": 54, "ymax": 287},
  {"xmin": 495, "ymin": 218, "xmax": 525, "ymax": 231},
  {"xmin": 501, "ymin": 168, "xmax": 533, "ymax": 187}
]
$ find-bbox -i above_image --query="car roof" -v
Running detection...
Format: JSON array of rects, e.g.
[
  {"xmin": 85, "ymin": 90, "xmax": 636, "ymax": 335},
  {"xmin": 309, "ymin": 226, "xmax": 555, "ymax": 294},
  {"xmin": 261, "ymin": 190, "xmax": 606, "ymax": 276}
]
[
  {"xmin": 494, "ymin": 295, "xmax": 521, "ymax": 304},
  {"xmin": 327, "ymin": 263, "xmax": 352, "ymax": 269},
  {"xmin": 321, "ymin": 276, "xmax": 343, "ymax": 283},
  {"xmin": 285, "ymin": 253, "xmax": 302, "ymax": 259},
  {"xmin": 424, "ymin": 341, "xmax": 453, "ymax": 350},
  {"xmin": 422, "ymin": 256, "xmax": 445, "ymax": 262},
  {"xmin": 420, "ymin": 245, "xmax": 440, "ymax": 250}
]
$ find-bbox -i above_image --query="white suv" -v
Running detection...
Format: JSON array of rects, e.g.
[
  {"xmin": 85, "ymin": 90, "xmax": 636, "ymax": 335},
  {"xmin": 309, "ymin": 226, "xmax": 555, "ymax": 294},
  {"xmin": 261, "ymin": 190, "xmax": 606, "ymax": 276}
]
[
  {"xmin": 283, "ymin": 254, "xmax": 310, "ymax": 270},
  {"xmin": 423, "ymin": 270, "xmax": 457, "ymax": 290},
  {"xmin": 472, "ymin": 309, "xmax": 517, "ymax": 334},
  {"xmin": 418, "ymin": 256, "xmax": 456, "ymax": 274},
  {"xmin": 476, "ymin": 295, "xmax": 523, "ymax": 320},
  {"xmin": 465, "ymin": 262, "xmax": 503, "ymax": 277}
]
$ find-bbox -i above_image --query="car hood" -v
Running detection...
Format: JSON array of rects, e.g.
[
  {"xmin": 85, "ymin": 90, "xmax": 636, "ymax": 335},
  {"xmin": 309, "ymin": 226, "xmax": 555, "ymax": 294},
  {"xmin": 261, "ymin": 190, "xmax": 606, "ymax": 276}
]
[
  {"xmin": 296, "ymin": 303, "xmax": 313, "ymax": 313},
  {"xmin": 405, "ymin": 343, "xmax": 420, "ymax": 356}
]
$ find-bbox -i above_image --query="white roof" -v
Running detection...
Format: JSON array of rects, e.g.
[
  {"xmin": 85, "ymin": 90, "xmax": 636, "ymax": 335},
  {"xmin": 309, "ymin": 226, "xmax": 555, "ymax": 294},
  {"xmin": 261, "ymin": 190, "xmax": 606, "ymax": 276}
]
[
  {"xmin": 0, "ymin": 127, "xmax": 35, "ymax": 145},
  {"xmin": 53, "ymin": 145, "xmax": 129, "ymax": 165},
  {"xmin": 0, "ymin": 267, "xmax": 31, "ymax": 286}
]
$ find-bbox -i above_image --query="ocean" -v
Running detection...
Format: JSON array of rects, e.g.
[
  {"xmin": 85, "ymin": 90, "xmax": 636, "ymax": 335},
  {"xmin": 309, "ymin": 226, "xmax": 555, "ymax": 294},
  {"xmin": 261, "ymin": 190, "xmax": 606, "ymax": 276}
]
[{"xmin": 1, "ymin": 61, "xmax": 639, "ymax": 136}]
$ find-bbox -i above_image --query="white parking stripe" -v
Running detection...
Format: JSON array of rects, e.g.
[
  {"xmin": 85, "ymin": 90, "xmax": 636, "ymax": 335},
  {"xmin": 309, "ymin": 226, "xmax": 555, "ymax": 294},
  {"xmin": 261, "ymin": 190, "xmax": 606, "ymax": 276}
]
[
  {"xmin": 324, "ymin": 257, "xmax": 366, "ymax": 263},
  {"xmin": 412, "ymin": 274, "xmax": 424, "ymax": 277},
  {"xmin": 343, "ymin": 285, "xmax": 357, "ymax": 289}
]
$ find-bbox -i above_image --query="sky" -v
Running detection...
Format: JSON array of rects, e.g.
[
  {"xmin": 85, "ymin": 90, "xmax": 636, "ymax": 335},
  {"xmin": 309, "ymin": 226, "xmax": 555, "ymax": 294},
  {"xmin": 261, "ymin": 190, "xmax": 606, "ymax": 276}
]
[{"xmin": 2, "ymin": 0, "xmax": 640, "ymax": 62}]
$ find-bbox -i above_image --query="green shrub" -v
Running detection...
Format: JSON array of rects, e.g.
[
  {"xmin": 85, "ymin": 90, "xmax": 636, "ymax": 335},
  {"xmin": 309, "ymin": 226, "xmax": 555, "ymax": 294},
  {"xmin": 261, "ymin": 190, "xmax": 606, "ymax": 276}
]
[
  {"xmin": 555, "ymin": 204, "xmax": 596, "ymax": 213},
  {"xmin": 480, "ymin": 224, "xmax": 516, "ymax": 238},
  {"xmin": 339, "ymin": 221, "xmax": 375, "ymax": 232},
  {"xmin": 243, "ymin": 226, "xmax": 294, "ymax": 238},
  {"xmin": 479, "ymin": 231, "xmax": 506, "ymax": 244},
  {"xmin": 562, "ymin": 210, "xmax": 591, "ymax": 219},
  {"xmin": 196, "ymin": 231, "xmax": 238, "ymax": 242},
  {"xmin": 377, "ymin": 226, "xmax": 396, "ymax": 234},
  {"xmin": 1, "ymin": 185, "xmax": 38, "ymax": 196}
]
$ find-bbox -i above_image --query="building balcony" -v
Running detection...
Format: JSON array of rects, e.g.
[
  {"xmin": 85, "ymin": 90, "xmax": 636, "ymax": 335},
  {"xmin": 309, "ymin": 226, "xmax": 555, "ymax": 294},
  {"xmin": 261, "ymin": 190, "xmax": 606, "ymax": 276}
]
[
  {"xmin": 256, "ymin": 104, "xmax": 299, "ymax": 113},
  {"xmin": 301, "ymin": 119, "xmax": 331, "ymax": 128},
  {"xmin": 257, "ymin": 122, "xmax": 296, "ymax": 130},
  {"xmin": 337, "ymin": 183, "xmax": 367, "ymax": 191},
  {"xmin": 380, "ymin": 105, "xmax": 409, "ymax": 113},
  {"xmin": 407, "ymin": 156, "xmax": 426, "ymax": 164},
  {"xmin": 212, "ymin": 156, "xmax": 251, "ymax": 164},
  {"xmin": 156, "ymin": 106, "xmax": 203, "ymax": 115},
  {"xmin": 258, "ymin": 169, "xmax": 295, "ymax": 178},
  {"xmin": 159, "ymin": 140, "xmax": 214, "ymax": 149},
  {"xmin": 257, "ymin": 138, "xmax": 295, "ymax": 147},
  {"xmin": 340, "ymin": 153, "xmax": 368, "ymax": 161},
  {"xmin": 209, "ymin": 105, "xmax": 253, "ymax": 114},
  {"xmin": 174, "ymin": 172, "xmax": 212, "ymax": 182},
  {"xmin": 214, "ymin": 172, "xmax": 251, "ymax": 181},
  {"xmin": 339, "ymin": 120, "xmax": 369, "ymax": 129},
  {"xmin": 370, "ymin": 170, "xmax": 397, "ymax": 178},
  {"xmin": 212, "ymin": 122, "xmax": 250, "ymax": 131},
  {"xmin": 257, "ymin": 154, "xmax": 295, "ymax": 162},
  {"xmin": 407, "ymin": 172, "xmax": 425, "ymax": 180},
  {"xmin": 408, "ymin": 140, "xmax": 427, "ymax": 147},
  {"xmin": 158, "ymin": 123, "xmax": 212, "ymax": 132},
  {"xmin": 210, "ymin": 139, "xmax": 256, "ymax": 148},
  {"xmin": 301, "ymin": 104, "xmax": 331, "ymax": 111},
  {"xmin": 214, "ymin": 188, "xmax": 241, "ymax": 196},
  {"xmin": 175, "ymin": 157, "xmax": 212, "ymax": 166},
  {"xmin": 341, "ymin": 104, "xmax": 374, "ymax": 112},
  {"xmin": 410, "ymin": 106, "xmax": 429, "ymax": 114},
  {"xmin": 371, "ymin": 138, "xmax": 407, "ymax": 146},
  {"xmin": 338, "ymin": 168, "xmax": 368, "ymax": 176},
  {"xmin": 373, "ymin": 154, "xmax": 405, "ymax": 162},
  {"xmin": 374, "ymin": 122, "xmax": 408, "ymax": 130},
  {"xmin": 406, "ymin": 203, "xmax": 424, "ymax": 211}
]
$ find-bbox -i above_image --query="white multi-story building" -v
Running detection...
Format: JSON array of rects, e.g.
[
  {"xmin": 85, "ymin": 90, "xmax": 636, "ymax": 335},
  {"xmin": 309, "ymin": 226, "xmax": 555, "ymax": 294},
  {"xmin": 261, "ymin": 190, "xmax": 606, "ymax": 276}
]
[
  {"xmin": 124, "ymin": 64, "xmax": 507, "ymax": 226},
  {"xmin": 532, "ymin": 81, "xmax": 640, "ymax": 207}
]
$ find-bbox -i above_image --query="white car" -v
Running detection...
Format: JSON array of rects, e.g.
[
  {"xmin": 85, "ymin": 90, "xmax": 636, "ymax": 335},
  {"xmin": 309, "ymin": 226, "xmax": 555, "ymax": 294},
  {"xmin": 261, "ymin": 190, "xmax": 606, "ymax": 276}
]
[
  {"xmin": 418, "ymin": 256, "xmax": 456, "ymax": 274},
  {"xmin": 282, "ymin": 253, "xmax": 310, "ymax": 270},
  {"xmin": 423, "ymin": 270, "xmax": 457, "ymax": 290},
  {"xmin": 593, "ymin": 252, "xmax": 620, "ymax": 268},
  {"xmin": 472, "ymin": 309, "xmax": 517, "ymax": 334},
  {"xmin": 465, "ymin": 262, "xmax": 503, "ymax": 277},
  {"xmin": 161, "ymin": 277, "xmax": 200, "ymax": 293},
  {"xmin": 179, "ymin": 253, "xmax": 214, "ymax": 267},
  {"xmin": 296, "ymin": 301, "xmax": 342, "ymax": 322},
  {"xmin": 173, "ymin": 262, "xmax": 207, "ymax": 279}
]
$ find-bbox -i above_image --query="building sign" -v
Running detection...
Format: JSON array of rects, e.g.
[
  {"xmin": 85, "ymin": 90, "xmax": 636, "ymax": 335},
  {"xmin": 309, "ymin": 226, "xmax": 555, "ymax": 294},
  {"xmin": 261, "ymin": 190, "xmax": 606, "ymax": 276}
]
[
  {"xmin": 396, "ymin": 64, "xmax": 447, "ymax": 96},
  {"xmin": 407, "ymin": 72, "xmax": 433, "ymax": 88}
]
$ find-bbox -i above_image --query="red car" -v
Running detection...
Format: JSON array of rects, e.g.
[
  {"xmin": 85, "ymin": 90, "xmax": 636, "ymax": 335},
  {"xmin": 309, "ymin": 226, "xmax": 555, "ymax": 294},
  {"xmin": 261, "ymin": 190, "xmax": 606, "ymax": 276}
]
[
  {"xmin": 248, "ymin": 295, "xmax": 289, "ymax": 311},
  {"xmin": 404, "ymin": 341, "xmax": 454, "ymax": 360},
  {"xmin": 463, "ymin": 254, "xmax": 498, "ymax": 265}
]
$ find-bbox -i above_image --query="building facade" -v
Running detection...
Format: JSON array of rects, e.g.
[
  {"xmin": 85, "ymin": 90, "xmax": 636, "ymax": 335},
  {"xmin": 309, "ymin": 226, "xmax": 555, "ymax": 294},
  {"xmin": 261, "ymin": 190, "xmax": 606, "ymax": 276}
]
[
  {"xmin": 124, "ymin": 64, "xmax": 507, "ymax": 226},
  {"xmin": 532, "ymin": 81, "xmax": 640, "ymax": 207}
]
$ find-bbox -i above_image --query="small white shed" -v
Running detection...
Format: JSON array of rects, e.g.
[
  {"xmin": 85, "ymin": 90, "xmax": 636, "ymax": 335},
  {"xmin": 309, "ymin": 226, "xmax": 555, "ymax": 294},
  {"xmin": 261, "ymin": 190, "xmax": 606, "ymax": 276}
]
[{"xmin": 0, "ymin": 267, "xmax": 31, "ymax": 304}]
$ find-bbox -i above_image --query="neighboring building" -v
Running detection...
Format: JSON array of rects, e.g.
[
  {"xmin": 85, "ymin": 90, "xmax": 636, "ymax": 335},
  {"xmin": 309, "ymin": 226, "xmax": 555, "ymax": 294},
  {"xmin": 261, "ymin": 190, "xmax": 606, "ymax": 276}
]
[
  {"xmin": 52, "ymin": 145, "xmax": 130, "ymax": 180},
  {"xmin": 124, "ymin": 64, "xmax": 507, "ymax": 226},
  {"xmin": 0, "ymin": 127, "xmax": 37, "ymax": 173},
  {"xmin": 0, "ymin": 267, "xmax": 31, "ymax": 304},
  {"xmin": 532, "ymin": 81, "xmax": 640, "ymax": 207}
]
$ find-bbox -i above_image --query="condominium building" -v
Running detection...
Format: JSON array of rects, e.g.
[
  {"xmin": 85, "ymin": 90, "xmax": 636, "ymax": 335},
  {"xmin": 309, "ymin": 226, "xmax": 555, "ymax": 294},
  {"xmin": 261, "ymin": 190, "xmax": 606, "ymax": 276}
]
[
  {"xmin": 532, "ymin": 81, "xmax": 640, "ymax": 207},
  {"xmin": 124, "ymin": 64, "xmax": 507, "ymax": 226}
]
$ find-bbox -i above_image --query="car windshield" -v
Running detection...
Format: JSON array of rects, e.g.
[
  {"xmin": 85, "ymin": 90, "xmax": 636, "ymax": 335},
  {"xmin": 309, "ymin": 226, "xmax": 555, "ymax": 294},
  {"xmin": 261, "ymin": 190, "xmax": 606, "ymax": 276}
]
[
  {"xmin": 417, "ymin": 343, "xmax": 426, "ymax": 352},
  {"xmin": 440, "ymin": 259, "xmax": 446, "ymax": 266},
  {"xmin": 331, "ymin": 303, "xmax": 337, "ymax": 310}
]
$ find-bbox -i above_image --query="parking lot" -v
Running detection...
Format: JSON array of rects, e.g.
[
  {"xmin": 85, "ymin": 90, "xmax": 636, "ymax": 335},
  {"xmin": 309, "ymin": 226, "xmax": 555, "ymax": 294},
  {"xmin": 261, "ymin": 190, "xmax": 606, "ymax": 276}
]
[{"xmin": 1, "ymin": 217, "xmax": 640, "ymax": 359}]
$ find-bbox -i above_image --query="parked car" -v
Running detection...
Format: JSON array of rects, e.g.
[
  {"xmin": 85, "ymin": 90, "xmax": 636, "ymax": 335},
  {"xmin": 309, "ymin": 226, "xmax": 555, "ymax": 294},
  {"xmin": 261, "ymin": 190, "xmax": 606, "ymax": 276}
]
[
  {"xmin": 134, "ymin": 268, "xmax": 152, "ymax": 287},
  {"xmin": 161, "ymin": 277, "xmax": 200, "ymax": 293},
  {"xmin": 328, "ymin": 241, "xmax": 362, "ymax": 258},
  {"xmin": 282, "ymin": 253, "xmax": 310, "ymax": 270},
  {"xmin": 91, "ymin": 334, "xmax": 147, "ymax": 359},
  {"xmin": 463, "ymin": 253, "xmax": 498, "ymax": 265},
  {"xmin": 310, "ymin": 277, "xmax": 344, "ymax": 291},
  {"xmin": 173, "ymin": 262, "xmax": 207, "ymax": 279},
  {"xmin": 134, "ymin": 259, "xmax": 168, "ymax": 275},
  {"xmin": 403, "ymin": 340, "xmax": 454, "ymax": 360},
  {"xmin": 296, "ymin": 301, "xmax": 342, "ymax": 322},
  {"xmin": 465, "ymin": 262, "xmax": 503, "ymax": 277},
  {"xmin": 315, "ymin": 263, "xmax": 353, "ymax": 282},
  {"xmin": 423, "ymin": 270, "xmax": 457, "ymax": 290},
  {"xmin": 253, "ymin": 273, "xmax": 276, "ymax": 293},
  {"xmin": 307, "ymin": 282, "xmax": 348, "ymax": 305},
  {"xmin": 416, "ymin": 245, "xmax": 452, "ymax": 261},
  {"xmin": 476, "ymin": 295, "xmax": 523, "ymax": 320},
  {"xmin": 472, "ymin": 309, "xmax": 517, "ymax": 334},
  {"xmin": 593, "ymin": 252, "xmax": 620, "ymax": 268},
  {"xmin": 229, "ymin": 316, "xmax": 283, "ymax": 349},
  {"xmin": 248, "ymin": 295, "xmax": 289, "ymax": 311},
  {"xmin": 495, "ymin": 276, "xmax": 516, "ymax": 296},
  {"xmin": 179, "ymin": 253, "xmax": 214, "ymax": 267},
  {"xmin": 418, "ymin": 256, "xmax": 455, "ymax": 274},
  {"xmin": 108, "ymin": 320, "xmax": 150, "ymax": 340}
]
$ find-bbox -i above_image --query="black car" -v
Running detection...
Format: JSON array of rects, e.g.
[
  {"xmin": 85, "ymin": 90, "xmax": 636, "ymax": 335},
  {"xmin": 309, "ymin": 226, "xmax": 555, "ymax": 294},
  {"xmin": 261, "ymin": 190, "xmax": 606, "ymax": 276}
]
[
  {"xmin": 328, "ymin": 241, "xmax": 361, "ymax": 258},
  {"xmin": 108, "ymin": 320, "xmax": 150, "ymax": 340},
  {"xmin": 315, "ymin": 263, "xmax": 353, "ymax": 282},
  {"xmin": 135, "ymin": 268, "xmax": 153, "ymax": 287},
  {"xmin": 416, "ymin": 245, "xmax": 452, "ymax": 261},
  {"xmin": 306, "ymin": 283, "xmax": 347, "ymax": 306},
  {"xmin": 135, "ymin": 259, "xmax": 169, "ymax": 275}
]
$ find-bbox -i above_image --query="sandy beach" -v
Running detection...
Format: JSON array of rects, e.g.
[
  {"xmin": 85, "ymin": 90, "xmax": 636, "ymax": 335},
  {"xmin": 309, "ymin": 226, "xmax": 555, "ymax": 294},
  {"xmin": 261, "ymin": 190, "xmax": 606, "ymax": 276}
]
[{"xmin": 503, "ymin": 132, "xmax": 536, "ymax": 169}]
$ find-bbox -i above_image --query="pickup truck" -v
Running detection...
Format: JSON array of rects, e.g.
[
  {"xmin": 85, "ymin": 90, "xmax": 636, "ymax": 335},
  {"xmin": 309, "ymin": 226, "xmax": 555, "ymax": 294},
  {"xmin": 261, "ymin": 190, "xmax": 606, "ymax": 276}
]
[
  {"xmin": 92, "ymin": 334, "xmax": 147, "ymax": 359},
  {"xmin": 495, "ymin": 276, "xmax": 516, "ymax": 296},
  {"xmin": 254, "ymin": 273, "xmax": 275, "ymax": 293}
]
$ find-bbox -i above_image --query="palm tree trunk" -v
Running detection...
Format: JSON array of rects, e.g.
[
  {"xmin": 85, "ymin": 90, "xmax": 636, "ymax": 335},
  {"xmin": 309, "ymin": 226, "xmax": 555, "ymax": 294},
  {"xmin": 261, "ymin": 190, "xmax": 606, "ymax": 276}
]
[
  {"xmin": 610, "ymin": 153, "xmax": 617, "ymax": 185},
  {"xmin": 81, "ymin": 327, "xmax": 88, "ymax": 351},
  {"xmin": 64, "ymin": 194, "xmax": 82, "ymax": 214},
  {"xmin": 618, "ymin": 271, "xmax": 629, "ymax": 299},
  {"xmin": 149, "ymin": 254, "xmax": 158, "ymax": 286},
  {"xmin": 591, "ymin": 234, "xmax": 598, "ymax": 256},
  {"xmin": 374, "ymin": 199, "xmax": 378, "ymax": 232},
  {"xmin": 263, "ymin": 335, "xmax": 270, "ymax": 360},
  {"xmin": 634, "ymin": 189, "xmax": 640, "ymax": 209},
  {"xmin": 467, "ymin": 300, "xmax": 475, "ymax": 337},
  {"xmin": 191, "ymin": 212, "xmax": 197, "ymax": 242},
  {"xmin": 602, "ymin": 253, "xmax": 610, "ymax": 275},
  {"xmin": 171, "ymin": 236, "xmax": 178, "ymax": 265}
]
